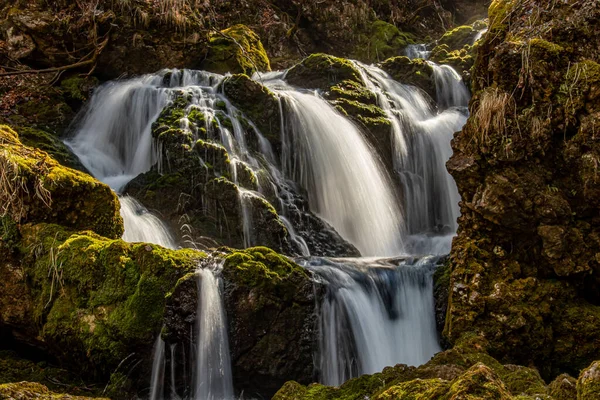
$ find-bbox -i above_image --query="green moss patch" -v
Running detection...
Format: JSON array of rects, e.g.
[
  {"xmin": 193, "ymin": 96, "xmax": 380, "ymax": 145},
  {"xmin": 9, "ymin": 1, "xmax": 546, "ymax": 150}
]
[
  {"xmin": 0, "ymin": 125, "xmax": 122, "ymax": 239},
  {"xmin": 202, "ymin": 24, "xmax": 271, "ymax": 75}
]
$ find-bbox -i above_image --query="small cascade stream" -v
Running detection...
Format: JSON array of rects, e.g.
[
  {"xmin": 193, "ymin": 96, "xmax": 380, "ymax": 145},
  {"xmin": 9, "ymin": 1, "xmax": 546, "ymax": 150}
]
[
  {"xmin": 147, "ymin": 262, "xmax": 233, "ymax": 400},
  {"xmin": 65, "ymin": 53, "xmax": 471, "ymax": 397},
  {"xmin": 303, "ymin": 256, "xmax": 441, "ymax": 386},
  {"xmin": 260, "ymin": 75, "xmax": 404, "ymax": 257},
  {"xmin": 354, "ymin": 61, "xmax": 467, "ymax": 256}
]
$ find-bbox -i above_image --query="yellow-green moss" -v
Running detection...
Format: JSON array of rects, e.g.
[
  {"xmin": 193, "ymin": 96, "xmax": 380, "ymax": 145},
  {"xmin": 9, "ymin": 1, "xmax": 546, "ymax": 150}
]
[
  {"xmin": 203, "ymin": 24, "xmax": 271, "ymax": 75},
  {"xmin": 352, "ymin": 20, "xmax": 415, "ymax": 63},
  {"xmin": 0, "ymin": 125, "xmax": 20, "ymax": 144},
  {"xmin": 0, "ymin": 126, "xmax": 123, "ymax": 238},
  {"xmin": 577, "ymin": 361, "xmax": 600, "ymax": 400},
  {"xmin": 438, "ymin": 25, "xmax": 477, "ymax": 51},
  {"xmin": 16, "ymin": 126, "xmax": 84, "ymax": 170},
  {"xmin": 488, "ymin": 0, "xmax": 517, "ymax": 34},
  {"xmin": 18, "ymin": 223, "xmax": 204, "ymax": 376},
  {"xmin": 286, "ymin": 53, "xmax": 362, "ymax": 91},
  {"xmin": 0, "ymin": 381, "xmax": 107, "ymax": 400},
  {"xmin": 223, "ymin": 246, "xmax": 306, "ymax": 298},
  {"xmin": 375, "ymin": 379, "xmax": 448, "ymax": 399},
  {"xmin": 548, "ymin": 374, "xmax": 577, "ymax": 400}
]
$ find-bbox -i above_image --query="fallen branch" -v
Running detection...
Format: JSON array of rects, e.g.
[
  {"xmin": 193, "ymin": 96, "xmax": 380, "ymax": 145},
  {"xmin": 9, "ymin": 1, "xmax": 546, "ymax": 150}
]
[{"xmin": 0, "ymin": 36, "xmax": 109, "ymax": 77}]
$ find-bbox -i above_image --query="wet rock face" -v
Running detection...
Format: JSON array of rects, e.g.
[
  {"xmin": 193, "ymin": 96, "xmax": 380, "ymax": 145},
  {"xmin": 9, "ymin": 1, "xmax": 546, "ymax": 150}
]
[
  {"xmin": 446, "ymin": 0, "xmax": 600, "ymax": 377},
  {"xmin": 379, "ymin": 56, "xmax": 436, "ymax": 98},
  {"xmin": 163, "ymin": 248, "xmax": 320, "ymax": 399},
  {"xmin": 125, "ymin": 75, "xmax": 359, "ymax": 257}
]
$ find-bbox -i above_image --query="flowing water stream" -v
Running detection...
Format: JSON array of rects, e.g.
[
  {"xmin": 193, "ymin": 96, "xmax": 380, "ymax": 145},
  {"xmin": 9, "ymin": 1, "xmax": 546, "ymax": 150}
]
[{"xmin": 65, "ymin": 55, "xmax": 470, "ymax": 397}]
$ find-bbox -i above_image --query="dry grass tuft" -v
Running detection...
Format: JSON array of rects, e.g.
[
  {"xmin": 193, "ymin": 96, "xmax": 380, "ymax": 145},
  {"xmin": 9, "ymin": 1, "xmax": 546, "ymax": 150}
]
[
  {"xmin": 472, "ymin": 87, "xmax": 515, "ymax": 146},
  {"xmin": 0, "ymin": 147, "xmax": 52, "ymax": 222}
]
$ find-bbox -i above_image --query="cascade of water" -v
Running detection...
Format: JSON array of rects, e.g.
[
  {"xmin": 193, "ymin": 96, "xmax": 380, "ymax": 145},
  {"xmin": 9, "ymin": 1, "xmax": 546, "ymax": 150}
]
[
  {"xmin": 354, "ymin": 61, "xmax": 467, "ymax": 255},
  {"xmin": 149, "ymin": 336, "xmax": 166, "ymax": 400},
  {"xmin": 121, "ymin": 196, "xmax": 177, "ymax": 249},
  {"xmin": 194, "ymin": 263, "xmax": 234, "ymax": 400},
  {"xmin": 304, "ymin": 256, "xmax": 441, "ymax": 386},
  {"xmin": 404, "ymin": 44, "xmax": 430, "ymax": 60},
  {"xmin": 473, "ymin": 28, "xmax": 488, "ymax": 44},
  {"xmin": 170, "ymin": 344, "xmax": 180, "ymax": 400},
  {"xmin": 65, "ymin": 61, "xmax": 471, "ymax": 395},
  {"xmin": 261, "ymin": 79, "xmax": 404, "ymax": 257},
  {"xmin": 429, "ymin": 62, "xmax": 470, "ymax": 109}
]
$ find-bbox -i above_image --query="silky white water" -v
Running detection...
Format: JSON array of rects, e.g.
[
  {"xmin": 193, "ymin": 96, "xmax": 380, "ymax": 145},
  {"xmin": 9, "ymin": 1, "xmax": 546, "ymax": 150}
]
[
  {"xmin": 355, "ymin": 61, "xmax": 467, "ymax": 255},
  {"xmin": 405, "ymin": 44, "xmax": 430, "ymax": 60},
  {"xmin": 64, "ymin": 58, "xmax": 471, "ymax": 395},
  {"xmin": 150, "ymin": 336, "xmax": 166, "ymax": 400},
  {"xmin": 261, "ymin": 77, "xmax": 404, "ymax": 257},
  {"xmin": 120, "ymin": 196, "xmax": 177, "ymax": 249},
  {"xmin": 304, "ymin": 256, "xmax": 441, "ymax": 386},
  {"xmin": 194, "ymin": 264, "xmax": 234, "ymax": 400}
]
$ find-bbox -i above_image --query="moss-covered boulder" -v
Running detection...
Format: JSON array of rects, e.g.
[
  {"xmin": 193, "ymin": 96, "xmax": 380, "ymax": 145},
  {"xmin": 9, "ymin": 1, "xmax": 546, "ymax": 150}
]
[
  {"xmin": 0, "ymin": 125, "xmax": 122, "ymax": 239},
  {"xmin": 273, "ymin": 346, "xmax": 552, "ymax": 400},
  {"xmin": 429, "ymin": 20, "xmax": 487, "ymax": 80},
  {"xmin": 380, "ymin": 56, "xmax": 435, "ymax": 98},
  {"xmin": 577, "ymin": 361, "xmax": 600, "ymax": 400},
  {"xmin": 202, "ymin": 24, "xmax": 271, "ymax": 75},
  {"xmin": 222, "ymin": 74, "xmax": 282, "ymax": 150},
  {"xmin": 125, "ymin": 93, "xmax": 293, "ymax": 253},
  {"xmin": 15, "ymin": 126, "xmax": 85, "ymax": 171},
  {"xmin": 14, "ymin": 224, "xmax": 202, "ymax": 377},
  {"xmin": 549, "ymin": 374, "xmax": 577, "ymax": 400},
  {"xmin": 445, "ymin": 0, "xmax": 600, "ymax": 380},
  {"xmin": 286, "ymin": 53, "xmax": 361, "ymax": 91},
  {"xmin": 163, "ymin": 247, "xmax": 318, "ymax": 398},
  {"xmin": 438, "ymin": 24, "xmax": 481, "ymax": 51},
  {"xmin": 352, "ymin": 20, "xmax": 415, "ymax": 63},
  {"xmin": 0, "ymin": 217, "xmax": 206, "ymax": 396},
  {"xmin": 429, "ymin": 43, "xmax": 476, "ymax": 78}
]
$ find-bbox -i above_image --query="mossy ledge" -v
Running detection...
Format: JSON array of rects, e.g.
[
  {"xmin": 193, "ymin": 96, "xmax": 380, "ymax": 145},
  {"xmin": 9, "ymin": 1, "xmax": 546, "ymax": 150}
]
[
  {"xmin": 273, "ymin": 346, "xmax": 600, "ymax": 399},
  {"xmin": 0, "ymin": 125, "xmax": 122, "ymax": 239}
]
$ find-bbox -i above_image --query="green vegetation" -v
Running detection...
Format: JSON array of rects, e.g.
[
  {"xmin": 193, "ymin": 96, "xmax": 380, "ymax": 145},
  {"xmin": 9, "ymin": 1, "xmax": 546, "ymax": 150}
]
[
  {"xmin": 0, "ymin": 125, "xmax": 122, "ymax": 239},
  {"xmin": 352, "ymin": 20, "xmax": 415, "ymax": 63},
  {"xmin": 203, "ymin": 24, "xmax": 271, "ymax": 75}
]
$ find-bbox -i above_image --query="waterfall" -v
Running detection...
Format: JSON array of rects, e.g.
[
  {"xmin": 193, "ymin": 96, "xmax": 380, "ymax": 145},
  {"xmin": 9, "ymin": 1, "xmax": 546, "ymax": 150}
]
[
  {"xmin": 194, "ymin": 264, "xmax": 234, "ymax": 400},
  {"xmin": 405, "ymin": 44, "xmax": 430, "ymax": 60},
  {"xmin": 121, "ymin": 195, "xmax": 177, "ymax": 249},
  {"xmin": 149, "ymin": 336, "xmax": 166, "ymax": 400},
  {"xmin": 304, "ymin": 256, "xmax": 441, "ymax": 386},
  {"xmin": 261, "ymin": 78, "xmax": 404, "ymax": 257},
  {"xmin": 429, "ymin": 62, "xmax": 470, "ymax": 109},
  {"xmin": 64, "ymin": 57, "xmax": 470, "ymax": 395},
  {"xmin": 354, "ymin": 61, "xmax": 467, "ymax": 255}
]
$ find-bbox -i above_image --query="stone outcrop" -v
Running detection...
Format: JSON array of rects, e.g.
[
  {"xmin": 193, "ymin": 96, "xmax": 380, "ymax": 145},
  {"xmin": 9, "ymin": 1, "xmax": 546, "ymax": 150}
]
[
  {"xmin": 445, "ymin": 0, "xmax": 600, "ymax": 378},
  {"xmin": 163, "ymin": 247, "xmax": 320, "ymax": 398}
]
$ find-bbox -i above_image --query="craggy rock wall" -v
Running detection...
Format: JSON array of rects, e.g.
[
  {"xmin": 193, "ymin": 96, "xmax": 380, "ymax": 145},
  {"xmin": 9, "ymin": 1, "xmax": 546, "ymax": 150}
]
[{"xmin": 446, "ymin": 0, "xmax": 600, "ymax": 378}]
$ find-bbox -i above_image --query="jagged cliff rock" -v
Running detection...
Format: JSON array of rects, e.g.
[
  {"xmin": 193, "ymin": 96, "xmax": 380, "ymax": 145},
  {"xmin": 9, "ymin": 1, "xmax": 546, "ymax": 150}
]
[{"xmin": 446, "ymin": 0, "xmax": 600, "ymax": 378}]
